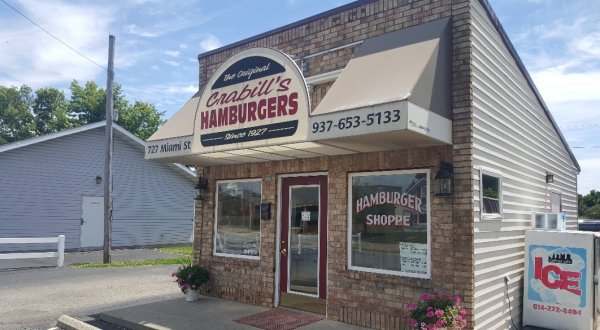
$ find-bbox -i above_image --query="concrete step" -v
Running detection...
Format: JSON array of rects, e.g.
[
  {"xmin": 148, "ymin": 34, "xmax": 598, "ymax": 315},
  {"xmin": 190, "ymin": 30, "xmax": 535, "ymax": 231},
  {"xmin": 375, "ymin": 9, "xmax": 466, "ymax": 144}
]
[{"xmin": 56, "ymin": 314, "xmax": 130, "ymax": 330}]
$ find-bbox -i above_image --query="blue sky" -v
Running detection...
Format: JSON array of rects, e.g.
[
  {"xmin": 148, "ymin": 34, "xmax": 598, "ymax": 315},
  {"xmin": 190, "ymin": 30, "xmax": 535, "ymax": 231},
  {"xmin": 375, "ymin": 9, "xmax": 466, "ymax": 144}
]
[{"xmin": 0, "ymin": 0, "xmax": 598, "ymax": 194}]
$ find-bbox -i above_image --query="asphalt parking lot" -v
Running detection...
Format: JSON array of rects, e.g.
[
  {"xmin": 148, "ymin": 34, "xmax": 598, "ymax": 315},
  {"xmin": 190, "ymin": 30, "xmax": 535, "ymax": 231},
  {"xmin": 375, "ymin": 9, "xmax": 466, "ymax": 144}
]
[{"xmin": 0, "ymin": 249, "xmax": 183, "ymax": 330}]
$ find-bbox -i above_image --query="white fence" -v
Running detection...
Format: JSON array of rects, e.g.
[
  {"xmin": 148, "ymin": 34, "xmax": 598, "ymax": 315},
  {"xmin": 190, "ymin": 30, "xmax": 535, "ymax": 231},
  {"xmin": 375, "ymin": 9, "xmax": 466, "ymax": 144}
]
[{"xmin": 0, "ymin": 235, "xmax": 65, "ymax": 267}]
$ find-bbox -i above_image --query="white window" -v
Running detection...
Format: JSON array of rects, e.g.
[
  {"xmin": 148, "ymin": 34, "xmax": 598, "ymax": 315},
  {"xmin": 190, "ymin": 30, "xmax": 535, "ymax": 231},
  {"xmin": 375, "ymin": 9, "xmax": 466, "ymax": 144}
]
[
  {"xmin": 347, "ymin": 170, "xmax": 430, "ymax": 279},
  {"xmin": 214, "ymin": 179, "xmax": 262, "ymax": 259},
  {"xmin": 481, "ymin": 171, "xmax": 502, "ymax": 219}
]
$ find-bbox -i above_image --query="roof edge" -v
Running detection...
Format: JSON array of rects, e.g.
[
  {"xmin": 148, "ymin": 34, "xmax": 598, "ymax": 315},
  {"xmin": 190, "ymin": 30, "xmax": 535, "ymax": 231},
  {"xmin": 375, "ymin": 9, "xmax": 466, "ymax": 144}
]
[
  {"xmin": 0, "ymin": 121, "xmax": 196, "ymax": 180},
  {"xmin": 198, "ymin": 0, "xmax": 377, "ymax": 59},
  {"xmin": 478, "ymin": 0, "xmax": 580, "ymax": 173},
  {"xmin": 0, "ymin": 121, "xmax": 105, "ymax": 153}
]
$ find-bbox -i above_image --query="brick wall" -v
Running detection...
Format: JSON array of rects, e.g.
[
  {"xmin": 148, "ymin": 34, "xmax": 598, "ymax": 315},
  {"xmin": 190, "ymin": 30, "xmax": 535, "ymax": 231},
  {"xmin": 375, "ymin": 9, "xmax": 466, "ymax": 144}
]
[
  {"xmin": 194, "ymin": 0, "xmax": 475, "ymax": 328},
  {"xmin": 195, "ymin": 146, "xmax": 454, "ymax": 325}
]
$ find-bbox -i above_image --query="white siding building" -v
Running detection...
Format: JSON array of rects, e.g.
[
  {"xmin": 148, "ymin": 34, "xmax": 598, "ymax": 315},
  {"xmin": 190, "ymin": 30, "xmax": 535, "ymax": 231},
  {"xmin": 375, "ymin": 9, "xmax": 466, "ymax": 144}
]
[
  {"xmin": 470, "ymin": 2, "xmax": 579, "ymax": 328},
  {"xmin": 0, "ymin": 122, "xmax": 195, "ymax": 251}
]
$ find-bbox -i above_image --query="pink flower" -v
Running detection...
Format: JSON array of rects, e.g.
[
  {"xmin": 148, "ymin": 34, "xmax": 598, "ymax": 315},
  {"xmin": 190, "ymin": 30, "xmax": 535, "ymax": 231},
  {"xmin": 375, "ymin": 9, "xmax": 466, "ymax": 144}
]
[
  {"xmin": 454, "ymin": 295, "xmax": 462, "ymax": 305},
  {"xmin": 456, "ymin": 315, "xmax": 463, "ymax": 322},
  {"xmin": 407, "ymin": 303, "xmax": 417, "ymax": 310},
  {"xmin": 426, "ymin": 311, "xmax": 435, "ymax": 318},
  {"xmin": 421, "ymin": 293, "xmax": 431, "ymax": 301},
  {"xmin": 460, "ymin": 308, "xmax": 466, "ymax": 316},
  {"xmin": 410, "ymin": 319, "xmax": 418, "ymax": 327},
  {"xmin": 434, "ymin": 309, "xmax": 444, "ymax": 317}
]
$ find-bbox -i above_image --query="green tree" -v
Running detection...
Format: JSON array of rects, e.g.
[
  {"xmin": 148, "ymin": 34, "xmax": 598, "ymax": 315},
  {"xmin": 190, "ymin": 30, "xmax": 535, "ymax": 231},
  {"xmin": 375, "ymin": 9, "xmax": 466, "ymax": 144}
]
[
  {"xmin": 68, "ymin": 80, "xmax": 107, "ymax": 124},
  {"xmin": 68, "ymin": 80, "xmax": 128, "ymax": 125},
  {"xmin": 579, "ymin": 190, "xmax": 600, "ymax": 219},
  {"xmin": 0, "ymin": 85, "xmax": 35, "ymax": 144},
  {"xmin": 117, "ymin": 101, "xmax": 166, "ymax": 141},
  {"xmin": 32, "ymin": 87, "xmax": 74, "ymax": 134},
  {"xmin": 586, "ymin": 204, "xmax": 600, "ymax": 219},
  {"xmin": 0, "ymin": 81, "xmax": 164, "ymax": 143}
]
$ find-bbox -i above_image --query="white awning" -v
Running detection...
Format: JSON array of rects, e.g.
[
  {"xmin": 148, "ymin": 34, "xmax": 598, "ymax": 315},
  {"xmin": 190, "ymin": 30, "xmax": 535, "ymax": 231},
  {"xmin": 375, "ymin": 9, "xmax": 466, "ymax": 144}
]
[
  {"xmin": 145, "ymin": 90, "xmax": 201, "ymax": 160},
  {"xmin": 312, "ymin": 17, "xmax": 451, "ymax": 119}
]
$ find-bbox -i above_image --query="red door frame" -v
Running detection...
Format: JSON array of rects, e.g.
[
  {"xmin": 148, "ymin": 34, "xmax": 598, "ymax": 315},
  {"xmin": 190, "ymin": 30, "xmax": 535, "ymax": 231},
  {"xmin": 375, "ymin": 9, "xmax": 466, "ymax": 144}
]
[{"xmin": 279, "ymin": 175, "xmax": 327, "ymax": 299}]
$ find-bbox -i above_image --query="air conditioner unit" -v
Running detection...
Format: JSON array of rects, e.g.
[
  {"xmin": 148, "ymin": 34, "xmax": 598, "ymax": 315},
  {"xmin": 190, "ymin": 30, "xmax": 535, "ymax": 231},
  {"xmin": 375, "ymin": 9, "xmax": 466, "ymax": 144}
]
[{"xmin": 533, "ymin": 212, "xmax": 566, "ymax": 231}]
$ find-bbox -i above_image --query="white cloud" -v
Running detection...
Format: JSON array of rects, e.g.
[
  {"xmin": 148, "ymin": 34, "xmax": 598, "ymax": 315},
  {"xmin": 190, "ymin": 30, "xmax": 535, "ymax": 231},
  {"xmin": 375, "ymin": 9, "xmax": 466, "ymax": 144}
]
[
  {"xmin": 532, "ymin": 69, "xmax": 600, "ymax": 104},
  {"xmin": 165, "ymin": 84, "xmax": 197, "ymax": 94},
  {"xmin": 162, "ymin": 60, "xmax": 180, "ymax": 67},
  {"xmin": 124, "ymin": 24, "xmax": 160, "ymax": 38},
  {"xmin": 0, "ymin": 0, "xmax": 114, "ymax": 88},
  {"xmin": 127, "ymin": 0, "xmax": 164, "ymax": 4},
  {"xmin": 126, "ymin": 83, "xmax": 197, "ymax": 96},
  {"xmin": 575, "ymin": 155, "xmax": 600, "ymax": 194},
  {"xmin": 115, "ymin": 50, "xmax": 155, "ymax": 69},
  {"xmin": 179, "ymin": 43, "xmax": 188, "ymax": 49},
  {"xmin": 572, "ymin": 32, "xmax": 600, "ymax": 57},
  {"xmin": 200, "ymin": 35, "xmax": 222, "ymax": 52},
  {"xmin": 165, "ymin": 50, "xmax": 181, "ymax": 57}
]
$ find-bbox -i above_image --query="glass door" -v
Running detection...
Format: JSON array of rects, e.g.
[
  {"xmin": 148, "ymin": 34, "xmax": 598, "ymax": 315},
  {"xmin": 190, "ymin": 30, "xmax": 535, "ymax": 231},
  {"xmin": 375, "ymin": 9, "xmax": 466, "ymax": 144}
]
[
  {"xmin": 279, "ymin": 176, "xmax": 327, "ymax": 314},
  {"xmin": 289, "ymin": 185, "xmax": 320, "ymax": 295}
]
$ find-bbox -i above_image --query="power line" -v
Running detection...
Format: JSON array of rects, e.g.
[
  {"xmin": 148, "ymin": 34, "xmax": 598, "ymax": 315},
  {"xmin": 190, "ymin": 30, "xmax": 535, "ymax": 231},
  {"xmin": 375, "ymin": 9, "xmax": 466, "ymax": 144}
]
[
  {"xmin": 572, "ymin": 146, "xmax": 600, "ymax": 149},
  {"xmin": 539, "ymin": 81, "xmax": 600, "ymax": 89},
  {"xmin": 561, "ymin": 123, "xmax": 600, "ymax": 128},
  {"xmin": 1, "ymin": 0, "xmax": 106, "ymax": 71}
]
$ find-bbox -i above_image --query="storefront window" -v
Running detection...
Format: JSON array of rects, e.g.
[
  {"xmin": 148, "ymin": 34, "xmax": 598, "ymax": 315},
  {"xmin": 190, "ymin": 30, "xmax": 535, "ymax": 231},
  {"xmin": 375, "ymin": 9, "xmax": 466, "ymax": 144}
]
[
  {"xmin": 214, "ymin": 180, "xmax": 261, "ymax": 259},
  {"xmin": 348, "ymin": 170, "xmax": 430, "ymax": 278}
]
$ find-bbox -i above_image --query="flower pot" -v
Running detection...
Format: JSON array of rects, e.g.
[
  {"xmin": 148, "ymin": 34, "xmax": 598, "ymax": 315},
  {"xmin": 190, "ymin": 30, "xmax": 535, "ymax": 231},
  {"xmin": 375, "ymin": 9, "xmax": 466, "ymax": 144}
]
[{"xmin": 185, "ymin": 289, "xmax": 199, "ymax": 302}]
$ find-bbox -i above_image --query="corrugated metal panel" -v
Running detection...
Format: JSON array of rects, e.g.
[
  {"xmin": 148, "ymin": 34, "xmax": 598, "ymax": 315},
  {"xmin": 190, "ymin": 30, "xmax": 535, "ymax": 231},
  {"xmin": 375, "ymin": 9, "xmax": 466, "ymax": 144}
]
[
  {"xmin": 470, "ymin": 1, "xmax": 578, "ymax": 329},
  {"xmin": 0, "ymin": 127, "xmax": 194, "ymax": 252}
]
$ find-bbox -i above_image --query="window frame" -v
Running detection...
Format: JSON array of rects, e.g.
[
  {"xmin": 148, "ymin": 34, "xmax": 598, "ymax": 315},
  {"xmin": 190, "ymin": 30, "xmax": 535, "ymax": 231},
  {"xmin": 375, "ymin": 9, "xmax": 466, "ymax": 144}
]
[
  {"xmin": 213, "ymin": 178, "xmax": 262, "ymax": 260},
  {"xmin": 480, "ymin": 170, "xmax": 503, "ymax": 220},
  {"xmin": 346, "ymin": 169, "xmax": 431, "ymax": 279}
]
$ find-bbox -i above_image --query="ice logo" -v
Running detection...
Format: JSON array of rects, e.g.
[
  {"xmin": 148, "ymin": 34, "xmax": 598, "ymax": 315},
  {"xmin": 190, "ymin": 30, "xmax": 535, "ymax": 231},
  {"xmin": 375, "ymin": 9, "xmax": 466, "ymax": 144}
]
[{"xmin": 528, "ymin": 245, "xmax": 586, "ymax": 307}]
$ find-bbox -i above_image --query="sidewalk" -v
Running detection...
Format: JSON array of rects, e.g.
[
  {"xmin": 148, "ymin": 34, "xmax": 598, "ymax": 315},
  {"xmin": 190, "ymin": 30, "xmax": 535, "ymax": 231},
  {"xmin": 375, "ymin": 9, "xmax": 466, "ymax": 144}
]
[
  {"xmin": 0, "ymin": 249, "xmax": 368, "ymax": 329},
  {"xmin": 92, "ymin": 295, "xmax": 369, "ymax": 330}
]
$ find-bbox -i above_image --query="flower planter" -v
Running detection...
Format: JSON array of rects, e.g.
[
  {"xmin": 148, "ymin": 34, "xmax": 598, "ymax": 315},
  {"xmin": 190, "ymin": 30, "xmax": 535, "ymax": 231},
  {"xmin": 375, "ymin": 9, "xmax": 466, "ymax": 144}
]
[
  {"xmin": 172, "ymin": 263, "xmax": 209, "ymax": 302},
  {"xmin": 185, "ymin": 289, "xmax": 199, "ymax": 302}
]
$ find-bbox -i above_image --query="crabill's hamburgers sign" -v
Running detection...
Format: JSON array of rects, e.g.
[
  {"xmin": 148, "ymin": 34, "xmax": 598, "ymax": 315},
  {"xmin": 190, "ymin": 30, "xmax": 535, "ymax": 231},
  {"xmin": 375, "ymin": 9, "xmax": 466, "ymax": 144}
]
[{"xmin": 193, "ymin": 48, "xmax": 309, "ymax": 152}]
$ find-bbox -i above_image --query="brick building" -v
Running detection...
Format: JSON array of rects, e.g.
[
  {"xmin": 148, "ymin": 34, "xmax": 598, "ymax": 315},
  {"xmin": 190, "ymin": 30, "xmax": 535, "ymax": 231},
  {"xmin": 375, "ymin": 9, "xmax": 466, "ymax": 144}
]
[{"xmin": 145, "ymin": 1, "xmax": 579, "ymax": 329}]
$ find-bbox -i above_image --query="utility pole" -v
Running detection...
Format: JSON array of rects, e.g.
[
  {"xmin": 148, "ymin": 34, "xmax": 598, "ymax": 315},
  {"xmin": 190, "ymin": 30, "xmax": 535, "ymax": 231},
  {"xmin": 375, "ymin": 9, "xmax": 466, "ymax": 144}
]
[{"xmin": 103, "ymin": 35, "xmax": 115, "ymax": 264}]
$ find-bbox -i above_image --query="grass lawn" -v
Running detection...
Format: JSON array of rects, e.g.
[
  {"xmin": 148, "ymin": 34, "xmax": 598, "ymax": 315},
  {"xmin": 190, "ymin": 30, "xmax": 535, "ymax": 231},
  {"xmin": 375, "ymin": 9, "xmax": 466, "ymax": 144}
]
[
  {"xmin": 70, "ymin": 245, "xmax": 193, "ymax": 268},
  {"xmin": 157, "ymin": 245, "xmax": 192, "ymax": 257}
]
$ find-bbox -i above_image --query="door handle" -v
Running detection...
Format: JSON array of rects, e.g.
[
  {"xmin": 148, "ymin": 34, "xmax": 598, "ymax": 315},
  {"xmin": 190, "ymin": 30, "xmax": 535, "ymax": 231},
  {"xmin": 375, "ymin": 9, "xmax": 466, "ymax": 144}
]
[
  {"xmin": 81, "ymin": 218, "xmax": 84, "ymax": 225},
  {"xmin": 280, "ymin": 248, "xmax": 287, "ymax": 256}
]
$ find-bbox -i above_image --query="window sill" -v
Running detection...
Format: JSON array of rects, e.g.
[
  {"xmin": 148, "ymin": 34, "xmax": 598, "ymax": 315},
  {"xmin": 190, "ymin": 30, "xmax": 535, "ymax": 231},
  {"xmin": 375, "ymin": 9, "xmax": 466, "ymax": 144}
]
[
  {"xmin": 482, "ymin": 213, "xmax": 503, "ymax": 221},
  {"xmin": 213, "ymin": 252, "xmax": 260, "ymax": 261}
]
